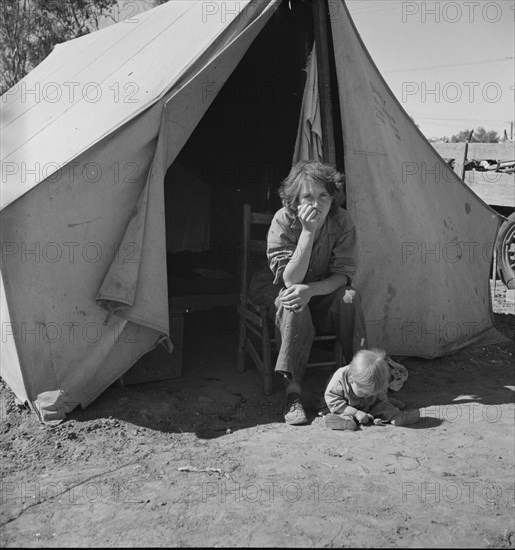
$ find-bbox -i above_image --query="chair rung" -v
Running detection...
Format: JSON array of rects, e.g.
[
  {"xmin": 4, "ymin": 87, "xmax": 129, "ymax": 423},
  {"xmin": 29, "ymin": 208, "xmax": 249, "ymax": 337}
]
[
  {"xmin": 246, "ymin": 323, "xmax": 262, "ymax": 339},
  {"xmin": 314, "ymin": 335, "xmax": 337, "ymax": 341},
  {"xmin": 306, "ymin": 361, "xmax": 336, "ymax": 368},
  {"xmin": 237, "ymin": 305, "xmax": 263, "ymax": 327}
]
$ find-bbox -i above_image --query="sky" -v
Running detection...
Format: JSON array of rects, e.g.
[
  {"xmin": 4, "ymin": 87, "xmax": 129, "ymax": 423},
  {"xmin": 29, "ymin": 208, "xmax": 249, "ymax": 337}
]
[
  {"xmin": 106, "ymin": 0, "xmax": 514, "ymax": 140},
  {"xmin": 345, "ymin": 0, "xmax": 514, "ymax": 139}
]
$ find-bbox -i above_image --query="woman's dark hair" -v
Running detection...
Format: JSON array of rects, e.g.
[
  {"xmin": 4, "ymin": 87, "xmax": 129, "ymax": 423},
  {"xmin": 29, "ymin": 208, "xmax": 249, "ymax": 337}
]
[{"xmin": 278, "ymin": 161, "xmax": 345, "ymax": 215}]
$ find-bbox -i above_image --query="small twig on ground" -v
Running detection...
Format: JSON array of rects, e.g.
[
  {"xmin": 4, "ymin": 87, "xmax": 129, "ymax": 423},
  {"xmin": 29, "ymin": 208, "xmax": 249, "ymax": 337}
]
[{"xmin": 178, "ymin": 467, "xmax": 222, "ymax": 474}]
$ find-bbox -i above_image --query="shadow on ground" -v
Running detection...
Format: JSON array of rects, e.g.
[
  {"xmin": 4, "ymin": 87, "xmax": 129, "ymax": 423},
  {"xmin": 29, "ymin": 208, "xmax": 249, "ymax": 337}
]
[{"xmin": 66, "ymin": 308, "xmax": 514, "ymax": 438}]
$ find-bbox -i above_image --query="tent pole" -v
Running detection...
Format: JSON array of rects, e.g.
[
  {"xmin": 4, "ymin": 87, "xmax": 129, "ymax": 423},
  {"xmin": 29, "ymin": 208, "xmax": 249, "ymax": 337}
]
[
  {"xmin": 461, "ymin": 129, "xmax": 474, "ymax": 180},
  {"xmin": 313, "ymin": 0, "xmax": 336, "ymax": 165}
]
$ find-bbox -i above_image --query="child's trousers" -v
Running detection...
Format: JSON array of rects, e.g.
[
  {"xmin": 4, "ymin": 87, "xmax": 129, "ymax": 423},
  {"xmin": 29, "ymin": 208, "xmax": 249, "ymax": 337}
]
[{"xmin": 273, "ymin": 286, "xmax": 368, "ymax": 384}]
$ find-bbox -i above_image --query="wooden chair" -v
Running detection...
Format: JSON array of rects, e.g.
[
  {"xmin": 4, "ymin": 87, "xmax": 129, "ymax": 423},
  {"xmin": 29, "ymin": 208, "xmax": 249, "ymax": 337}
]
[{"xmin": 236, "ymin": 203, "xmax": 343, "ymax": 395}]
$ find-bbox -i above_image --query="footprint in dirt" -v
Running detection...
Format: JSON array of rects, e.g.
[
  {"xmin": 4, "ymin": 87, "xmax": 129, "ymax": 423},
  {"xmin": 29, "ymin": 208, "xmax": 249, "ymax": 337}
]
[{"xmin": 391, "ymin": 451, "xmax": 424, "ymax": 471}]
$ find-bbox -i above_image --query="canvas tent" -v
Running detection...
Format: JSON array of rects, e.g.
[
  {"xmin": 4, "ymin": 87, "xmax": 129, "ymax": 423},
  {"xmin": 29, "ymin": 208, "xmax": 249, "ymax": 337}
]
[{"xmin": 0, "ymin": 0, "xmax": 501, "ymax": 423}]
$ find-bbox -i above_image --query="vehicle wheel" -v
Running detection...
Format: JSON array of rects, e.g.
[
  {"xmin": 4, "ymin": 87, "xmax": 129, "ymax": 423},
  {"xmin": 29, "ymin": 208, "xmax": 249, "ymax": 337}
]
[{"xmin": 496, "ymin": 212, "xmax": 515, "ymax": 289}]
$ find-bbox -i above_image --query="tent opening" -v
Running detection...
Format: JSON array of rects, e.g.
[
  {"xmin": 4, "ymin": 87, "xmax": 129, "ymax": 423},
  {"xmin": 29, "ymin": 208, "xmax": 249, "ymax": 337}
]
[{"xmin": 164, "ymin": 1, "xmax": 313, "ymax": 291}]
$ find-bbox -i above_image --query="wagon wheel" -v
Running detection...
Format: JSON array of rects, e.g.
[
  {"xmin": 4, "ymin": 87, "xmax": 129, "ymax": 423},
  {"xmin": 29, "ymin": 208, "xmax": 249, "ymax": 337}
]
[{"xmin": 496, "ymin": 212, "xmax": 515, "ymax": 290}]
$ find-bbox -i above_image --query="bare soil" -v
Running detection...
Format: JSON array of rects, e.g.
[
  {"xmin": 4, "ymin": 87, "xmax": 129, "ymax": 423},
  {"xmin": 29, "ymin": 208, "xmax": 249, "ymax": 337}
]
[{"xmin": 1, "ymin": 283, "xmax": 514, "ymax": 548}]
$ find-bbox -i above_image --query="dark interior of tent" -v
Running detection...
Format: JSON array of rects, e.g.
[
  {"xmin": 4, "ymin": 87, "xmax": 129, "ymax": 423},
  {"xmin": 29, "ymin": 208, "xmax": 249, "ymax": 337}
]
[
  {"xmin": 164, "ymin": 1, "xmax": 316, "ymax": 301},
  {"xmin": 123, "ymin": 0, "xmax": 348, "ymax": 384}
]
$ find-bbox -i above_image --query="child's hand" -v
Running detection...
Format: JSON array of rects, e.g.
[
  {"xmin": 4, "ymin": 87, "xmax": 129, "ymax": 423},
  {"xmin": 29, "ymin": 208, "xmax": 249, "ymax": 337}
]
[{"xmin": 355, "ymin": 411, "xmax": 374, "ymax": 425}]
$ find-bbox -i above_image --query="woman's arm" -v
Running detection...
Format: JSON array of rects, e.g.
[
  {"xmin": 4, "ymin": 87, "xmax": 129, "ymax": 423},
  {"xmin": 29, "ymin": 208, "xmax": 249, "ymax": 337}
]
[
  {"xmin": 282, "ymin": 203, "xmax": 323, "ymax": 288},
  {"xmin": 282, "ymin": 228, "xmax": 315, "ymax": 288},
  {"xmin": 279, "ymin": 274, "xmax": 348, "ymax": 311}
]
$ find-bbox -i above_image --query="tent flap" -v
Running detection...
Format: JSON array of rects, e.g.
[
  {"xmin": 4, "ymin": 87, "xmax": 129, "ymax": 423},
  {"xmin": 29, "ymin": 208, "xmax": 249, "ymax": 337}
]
[
  {"xmin": 96, "ymin": 176, "xmax": 149, "ymax": 316},
  {"xmin": 330, "ymin": 0, "xmax": 501, "ymax": 357},
  {"xmin": 293, "ymin": 44, "xmax": 323, "ymax": 163}
]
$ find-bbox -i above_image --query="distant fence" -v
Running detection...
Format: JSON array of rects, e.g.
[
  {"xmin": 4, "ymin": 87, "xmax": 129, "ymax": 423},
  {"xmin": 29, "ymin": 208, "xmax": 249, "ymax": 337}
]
[{"xmin": 432, "ymin": 143, "xmax": 514, "ymax": 208}]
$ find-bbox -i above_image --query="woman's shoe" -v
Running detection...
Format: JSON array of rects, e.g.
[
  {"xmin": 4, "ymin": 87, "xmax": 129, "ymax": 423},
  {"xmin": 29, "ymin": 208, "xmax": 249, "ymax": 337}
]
[{"xmin": 284, "ymin": 393, "xmax": 308, "ymax": 425}]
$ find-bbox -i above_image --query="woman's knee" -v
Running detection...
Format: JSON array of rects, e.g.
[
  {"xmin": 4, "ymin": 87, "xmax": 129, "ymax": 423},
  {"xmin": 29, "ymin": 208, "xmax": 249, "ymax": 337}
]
[{"xmin": 275, "ymin": 305, "xmax": 315, "ymax": 335}]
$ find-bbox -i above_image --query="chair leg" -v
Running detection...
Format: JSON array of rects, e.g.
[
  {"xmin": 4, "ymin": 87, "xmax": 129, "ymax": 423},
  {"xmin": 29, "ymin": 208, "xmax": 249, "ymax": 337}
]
[
  {"xmin": 262, "ymin": 346, "xmax": 273, "ymax": 395},
  {"xmin": 334, "ymin": 340, "xmax": 343, "ymax": 368},
  {"xmin": 237, "ymin": 317, "xmax": 247, "ymax": 373},
  {"xmin": 261, "ymin": 309, "xmax": 273, "ymax": 395}
]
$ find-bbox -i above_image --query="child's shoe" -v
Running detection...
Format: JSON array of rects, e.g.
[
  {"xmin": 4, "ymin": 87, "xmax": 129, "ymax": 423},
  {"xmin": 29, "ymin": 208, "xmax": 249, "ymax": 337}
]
[
  {"xmin": 391, "ymin": 409, "xmax": 420, "ymax": 426},
  {"xmin": 387, "ymin": 397, "xmax": 405, "ymax": 409},
  {"xmin": 324, "ymin": 413, "xmax": 358, "ymax": 431}
]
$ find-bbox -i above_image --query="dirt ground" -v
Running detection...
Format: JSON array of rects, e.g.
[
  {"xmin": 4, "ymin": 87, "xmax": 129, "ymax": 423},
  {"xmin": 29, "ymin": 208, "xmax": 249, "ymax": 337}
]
[{"xmin": 1, "ymin": 283, "xmax": 514, "ymax": 548}]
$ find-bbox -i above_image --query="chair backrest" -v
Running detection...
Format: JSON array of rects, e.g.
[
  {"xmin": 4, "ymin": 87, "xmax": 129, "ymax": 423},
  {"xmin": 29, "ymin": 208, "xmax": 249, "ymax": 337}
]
[{"xmin": 240, "ymin": 203, "xmax": 274, "ymax": 301}]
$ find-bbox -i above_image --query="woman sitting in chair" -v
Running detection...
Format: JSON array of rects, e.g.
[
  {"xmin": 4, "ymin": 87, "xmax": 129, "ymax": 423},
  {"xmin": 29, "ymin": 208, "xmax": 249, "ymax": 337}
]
[{"xmin": 249, "ymin": 161, "xmax": 368, "ymax": 425}]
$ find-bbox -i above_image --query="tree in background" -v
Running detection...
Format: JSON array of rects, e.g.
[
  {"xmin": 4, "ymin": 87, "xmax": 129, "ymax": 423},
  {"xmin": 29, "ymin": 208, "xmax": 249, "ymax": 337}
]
[
  {"xmin": 1, "ymin": 0, "xmax": 36, "ymax": 91},
  {"xmin": 450, "ymin": 127, "xmax": 499, "ymax": 143},
  {"xmin": 1, "ymin": 0, "xmax": 117, "ymax": 93}
]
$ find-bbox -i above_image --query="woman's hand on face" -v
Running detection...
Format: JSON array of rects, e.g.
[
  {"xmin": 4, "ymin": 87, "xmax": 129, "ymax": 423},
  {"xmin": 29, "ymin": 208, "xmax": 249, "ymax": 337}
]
[
  {"xmin": 280, "ymin": 284, "xmax": 313, "ymax": 312},
  {"xmin": 297, "ymin": 203, "xmax": 322, "ymax": 233}
]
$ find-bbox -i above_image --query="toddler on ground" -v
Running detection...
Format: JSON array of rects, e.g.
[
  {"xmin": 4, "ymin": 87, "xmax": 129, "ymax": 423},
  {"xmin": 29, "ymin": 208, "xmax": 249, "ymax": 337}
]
[{"xmin": 324, "ymin": 348, "xmax": 420, "ymax": 430}]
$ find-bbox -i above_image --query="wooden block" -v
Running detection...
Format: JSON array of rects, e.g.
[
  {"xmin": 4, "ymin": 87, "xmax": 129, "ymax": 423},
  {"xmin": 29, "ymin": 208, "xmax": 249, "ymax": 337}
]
[
  {"xmin": 464, "ymin": 171, "xmax": 515, "ymax": 208},
  {"xmin": 466, "ymin": 143, "xmax": 515, "ymax": 162},
  {"xmin": 432, "ymin": 142, "xmax": 465, "ymax": 160},
  {"xmin": 433, "ymin": 143, "xmax": 515, "ymax": 162}
]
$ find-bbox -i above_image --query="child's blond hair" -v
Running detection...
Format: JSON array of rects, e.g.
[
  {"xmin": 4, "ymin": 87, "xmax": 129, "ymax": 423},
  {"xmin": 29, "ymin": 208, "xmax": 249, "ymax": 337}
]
[{"xmin": 348, "ymin": 348, "xmax": 390, "ymax": 396}]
